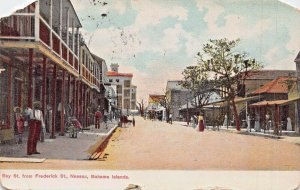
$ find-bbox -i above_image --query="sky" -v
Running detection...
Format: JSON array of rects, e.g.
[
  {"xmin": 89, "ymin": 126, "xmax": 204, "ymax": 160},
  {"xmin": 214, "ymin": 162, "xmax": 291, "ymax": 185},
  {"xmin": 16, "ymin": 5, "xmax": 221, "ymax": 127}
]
[{"xmin": 1, "ymin": 0, "xmax": 300, "ymax": 102}]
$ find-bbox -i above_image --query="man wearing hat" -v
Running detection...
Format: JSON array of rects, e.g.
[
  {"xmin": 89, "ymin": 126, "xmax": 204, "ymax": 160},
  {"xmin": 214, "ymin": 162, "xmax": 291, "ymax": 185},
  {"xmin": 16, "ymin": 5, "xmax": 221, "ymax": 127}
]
[{"xmin": 27, "ymin": 101, "xmax": 45, "ymax": 155}]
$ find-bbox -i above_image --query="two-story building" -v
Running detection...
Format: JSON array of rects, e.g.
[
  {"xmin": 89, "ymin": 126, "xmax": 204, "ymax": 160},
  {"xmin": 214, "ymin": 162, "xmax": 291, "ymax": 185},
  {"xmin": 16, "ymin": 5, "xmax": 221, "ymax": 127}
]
[{"xmin": 0, "ymin": 0, "xmax": 105, "ymax": 141}]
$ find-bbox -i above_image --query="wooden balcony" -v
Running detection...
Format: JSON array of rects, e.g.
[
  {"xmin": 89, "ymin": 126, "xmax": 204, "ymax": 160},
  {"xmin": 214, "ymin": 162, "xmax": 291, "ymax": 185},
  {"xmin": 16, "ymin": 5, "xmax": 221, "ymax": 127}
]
[{"xmin": 0, "ymin": 1, "xmax": 81, "ymax": 74}]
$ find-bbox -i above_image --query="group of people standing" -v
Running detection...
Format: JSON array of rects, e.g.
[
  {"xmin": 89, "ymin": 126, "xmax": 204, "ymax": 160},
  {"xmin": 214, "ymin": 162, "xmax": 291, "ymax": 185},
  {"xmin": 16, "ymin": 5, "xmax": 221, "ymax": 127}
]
[{"xmin": 14, "ymin": 101, "xmax": 45, "ymax": 155}]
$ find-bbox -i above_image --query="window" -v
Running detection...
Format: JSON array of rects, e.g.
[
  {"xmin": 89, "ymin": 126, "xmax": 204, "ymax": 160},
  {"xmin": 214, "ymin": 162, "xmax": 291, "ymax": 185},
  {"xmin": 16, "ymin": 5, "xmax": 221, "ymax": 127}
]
[
  {"xmin": 124, "ymin": 80, "xmax": 130, "ymax": 88},
  {"xmin": 117, "ymin": 85, "xmax": 122, "ymax": 94},
  {"xmin": 124, "ymin": 99, "xmax": 130, "ymax": 109},
  {"xmin": 117, "ymin": 96, "xmax": 122, "ymax": 109},
  {"xmin": 131, "ymin": 93, "xmax": 136, "ymax": 100},
  {"xmin": 116, "ymin": 79, "xmax": 119, "ymax": 83},
  {"xmin": 124, "ymin": 89, "xmax": 130, "ymax": 97},
  {"xmin": 109, "ymin": 79, "xmax": 112, "ymax": 82}
]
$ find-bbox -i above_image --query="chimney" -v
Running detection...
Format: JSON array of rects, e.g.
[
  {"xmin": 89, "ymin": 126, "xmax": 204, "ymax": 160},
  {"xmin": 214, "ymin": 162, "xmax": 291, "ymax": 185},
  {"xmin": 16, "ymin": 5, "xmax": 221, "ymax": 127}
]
[{"xmin": 110, "ymin": 63, "xmax": 119, "ymax": 72}]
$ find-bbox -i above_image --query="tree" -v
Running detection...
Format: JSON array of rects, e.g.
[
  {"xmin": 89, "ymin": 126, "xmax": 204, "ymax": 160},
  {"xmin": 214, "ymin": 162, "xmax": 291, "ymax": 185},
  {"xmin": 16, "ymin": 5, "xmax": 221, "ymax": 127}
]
[
  {"xmin": 197, "ymin": 38, "xmax": 262, "ymax": 131},
  {"xmin": 180, "ymin": 65, "xmax": 215, "ymax": 116},
  {"xmin": 137, "ymin": 99, "xmax": 145, "ymax": 116}
]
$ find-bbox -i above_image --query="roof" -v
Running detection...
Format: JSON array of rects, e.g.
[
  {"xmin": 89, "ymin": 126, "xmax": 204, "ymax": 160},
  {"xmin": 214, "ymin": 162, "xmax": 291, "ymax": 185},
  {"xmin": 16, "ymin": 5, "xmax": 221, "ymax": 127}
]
[
  {"xmin": 148, "ymin": 94, "xmax": 165, "ymax": 104},
  {"xmin": 295, "ymin": 51, "xmax": 300, "ymax": 62},
  {"xmin": 245, "ymin": 70, "xmax": 296, "ymax": 80},
  {"xmin": 92, "ymin": 54, "xmax": 105, "ymax": 63},
  {"xmin": 249, "ymin": 97, "xmax": 300, "ymax": 107},
  {"xmin": 166, "ymin": 80, "xmax": 186, "ymax": 90},
  {"xmin": 206, "ymin": 96, "xmax": 261, "ymax": 107},
  {"xmin": 106, "ymin": 71, "xmax": 133, "ymax": 77},
  {"xmin": 250, "ymin": 76, "xmax": 297, "ymax": 95}
]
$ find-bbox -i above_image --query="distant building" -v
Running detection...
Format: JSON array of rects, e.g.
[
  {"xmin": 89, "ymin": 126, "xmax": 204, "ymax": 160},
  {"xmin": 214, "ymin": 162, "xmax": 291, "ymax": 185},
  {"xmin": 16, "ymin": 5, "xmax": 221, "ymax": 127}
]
[
  {"xmin": 248, "ymin": 76, "xmax": 298, "ymax": 131},
  {"xmin": 131, "ymin": 85, "xmax": 137, "ymax": 110},
  {"xmin": 107, "ymin": 64, "xmax": 137, "ymax": 113},
  {"xmin": 249, "ymin": 76, "xmax": 297, "ymax": 100},
  {"xmin": 237, "ymin": 70, "xmax": 296, "ymax": 97},
  {"xmin": 295, "ymin": 51, "xmax": 300, "ymax": 132},
  {"xmin": 166, "ymin": 80, "xmax": 189, "ymax": 121}
]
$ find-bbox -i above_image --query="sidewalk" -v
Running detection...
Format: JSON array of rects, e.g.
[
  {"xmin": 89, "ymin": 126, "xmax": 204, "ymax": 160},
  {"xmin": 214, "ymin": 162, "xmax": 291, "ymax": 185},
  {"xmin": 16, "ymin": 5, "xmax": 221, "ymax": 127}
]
[
  {"xmin": 0, "ymin": 121, "xmax": 118, "ymax": 161},
  {"xmin": 172, "ymin": 120, "xmax": 300, "ymax": 145}
]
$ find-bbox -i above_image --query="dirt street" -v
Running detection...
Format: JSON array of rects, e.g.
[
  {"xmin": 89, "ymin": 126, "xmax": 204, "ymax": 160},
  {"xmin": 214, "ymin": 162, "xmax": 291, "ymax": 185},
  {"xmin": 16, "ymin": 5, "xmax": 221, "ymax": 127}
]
[{"xmin": 1, "ymin": 117, "xmax": 300, "ymax": 170}]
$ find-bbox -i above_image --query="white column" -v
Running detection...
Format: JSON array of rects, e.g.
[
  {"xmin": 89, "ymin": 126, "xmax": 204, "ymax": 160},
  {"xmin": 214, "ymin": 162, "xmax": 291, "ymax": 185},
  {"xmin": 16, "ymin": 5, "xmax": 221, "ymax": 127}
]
[
  {"xmin": 66, "ymin": 7, "xmax": 69, "ymax": 62},
  {"xmin": 59, "ymin": 0, "xmax": 62, "ymax": 58},
  {"xmin": 76, "ymin": 27, "xmax": 80, "ymax": 56},
  {"xmin": 34, "ymin": 0, "xmax": 40, "ymax": 41},
  {"xmin": 72, "ymin": 19, "xmax": 75, "ymax": 67},
  {"xmin": 49, "ymin": 0, "xmax": 53, "ymax": 49},
  {"xmin": 72, "ymin": 19, "xmax": 75, "ymax": 52}
]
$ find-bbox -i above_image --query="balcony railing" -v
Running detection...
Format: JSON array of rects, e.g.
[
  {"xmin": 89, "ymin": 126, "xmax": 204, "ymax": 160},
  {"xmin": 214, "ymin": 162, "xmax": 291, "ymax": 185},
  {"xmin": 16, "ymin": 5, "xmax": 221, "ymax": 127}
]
[
  {"xmin": 0, "ymin": 15, "xmax": 35, "ymax": 39},
  {"xmin": 0, "ymin": 11, "xmax": 80, "ymax": 73},
  {"xmin": 39, "ymin": 16, "xmax": 79, "ymax": 72}
]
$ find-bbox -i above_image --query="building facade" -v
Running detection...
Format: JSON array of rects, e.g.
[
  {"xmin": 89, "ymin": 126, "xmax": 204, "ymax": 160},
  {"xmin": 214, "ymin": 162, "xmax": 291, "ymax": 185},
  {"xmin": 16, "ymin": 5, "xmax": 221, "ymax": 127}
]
[
  {"xmin": 166, "ymin": 80, "xmax": 189, "ymax": 121},
  {"xmin": 107, "ymin": 64, "xmax": 137, "ymax": 114},
  {"xmin": 0, "ymin": 0, "xmax": 106, "ymax": 141},
  {"xmin": 295, "ymin": 51, "xmax": 300, "ymax": 132}
]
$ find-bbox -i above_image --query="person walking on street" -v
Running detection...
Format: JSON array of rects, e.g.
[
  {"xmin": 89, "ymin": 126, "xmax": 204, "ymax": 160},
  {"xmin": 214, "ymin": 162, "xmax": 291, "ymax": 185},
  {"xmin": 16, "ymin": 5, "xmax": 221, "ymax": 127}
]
[
  {"xmin": 94, "ymin": 107, "xmax": 102, "ymax": 129},
  {"xmin": 14, "ymin": 107, "xmax": 24, "ymax": 144},
  {"xmin": 132, "ymin": 116, "xmax": 135, "ymax": 127},
  {"xmin": 198, "ymin": 113, "xmax": 205, "ymax": 132},
  {"xmin": 27, "ymin": 101, "xmax": 45, "ymax": 155}
]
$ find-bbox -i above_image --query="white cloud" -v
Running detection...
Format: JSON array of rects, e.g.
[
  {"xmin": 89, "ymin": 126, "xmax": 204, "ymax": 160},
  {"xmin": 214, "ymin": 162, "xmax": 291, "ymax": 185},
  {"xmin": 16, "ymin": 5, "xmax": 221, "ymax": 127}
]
[
  {"xmin": 264, "ymin": 47, "xmax": 296, "ymax": 70},
  {"xmin": 159, "ymin": 24, "xmax": 185, "ymax": 53},
  {"xmin": 131, "ymin": 0, "xmax": 188, "ymax": 29},
  {"xmin": 88, "ymin": 26, "xmax": 150, "ymax": 62},
  {"xmin": 196, "ymin": 1, "xmax": 271, "ymax": 40},
  {"xmin": 286, "ymin": 26, "xmax": 300, "ymax": 54},
  {"xmin": 113, "ymin": 1, "xmax": 127, "ymax": 15},
  {"xmin": 265, "ymin": 47, "xmax": 280, "ymax": 62},
  {"xmin": 73, "ymin": 0, "xmax": 126, "ymax": 15},
  {"xmin": 0, "ymin": 0, "xmax": 35, "ymax": 18}
]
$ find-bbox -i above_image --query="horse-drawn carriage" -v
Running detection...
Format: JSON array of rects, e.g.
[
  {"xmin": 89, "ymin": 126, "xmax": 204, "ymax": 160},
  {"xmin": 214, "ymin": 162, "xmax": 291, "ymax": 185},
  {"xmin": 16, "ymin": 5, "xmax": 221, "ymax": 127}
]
[
  {"xmin": 65, "ymin": 116, "xmax": 83, "ymax": 138},
  {"xmin": 119, "ymin": 115, "xmax": 132, "ymax": 127}
]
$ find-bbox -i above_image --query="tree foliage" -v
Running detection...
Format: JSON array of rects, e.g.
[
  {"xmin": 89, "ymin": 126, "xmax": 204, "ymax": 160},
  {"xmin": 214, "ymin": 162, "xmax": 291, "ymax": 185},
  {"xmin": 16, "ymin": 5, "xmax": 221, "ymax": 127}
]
[
  {"xmin": 180, "ymin": 65, "xmax": 214, "ymax": 112},
  {"xmin": 197, "ymin": 38, "xmax": 263, "ymax": 130}
]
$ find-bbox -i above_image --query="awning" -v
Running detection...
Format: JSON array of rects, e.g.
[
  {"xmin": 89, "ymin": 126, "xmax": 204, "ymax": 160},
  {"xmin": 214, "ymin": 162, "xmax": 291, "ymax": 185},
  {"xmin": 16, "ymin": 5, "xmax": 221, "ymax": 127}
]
[
  {"xmin": 206, "ymin": 95, "xmax": 261, "ymax": 107},
  {"xmin": 249, "ymin": 97, "xmax": 300, "ymax": 107},
  {"xmin": 179, "ymin": 101, "xmax": 196, "ymax": 110}
]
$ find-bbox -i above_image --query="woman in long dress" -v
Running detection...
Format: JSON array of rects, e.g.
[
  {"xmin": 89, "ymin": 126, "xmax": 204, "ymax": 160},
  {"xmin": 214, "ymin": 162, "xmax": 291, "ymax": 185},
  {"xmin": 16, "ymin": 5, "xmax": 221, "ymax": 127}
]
[
  {"xmin": 223, "ymin": 114, "xmax": 228, "ymax": 127},
  {"xmin": 286, "ymin": 117, "xmax": 292, "ymax": 131},
  {"xmin": 198, "ymin": 114, "xmax": 204, "ymax": 132}
]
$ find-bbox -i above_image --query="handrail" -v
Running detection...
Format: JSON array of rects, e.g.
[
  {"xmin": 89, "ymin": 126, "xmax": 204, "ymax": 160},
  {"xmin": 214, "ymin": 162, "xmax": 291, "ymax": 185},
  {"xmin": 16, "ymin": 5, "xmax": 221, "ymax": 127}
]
[{"xmin": 39, "ymin": 16, "xmax": 79, "ymax": 61}]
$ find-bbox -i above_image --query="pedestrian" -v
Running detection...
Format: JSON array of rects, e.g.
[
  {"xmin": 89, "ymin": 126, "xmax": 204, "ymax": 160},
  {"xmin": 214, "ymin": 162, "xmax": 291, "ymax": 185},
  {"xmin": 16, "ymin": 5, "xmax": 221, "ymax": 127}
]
[
  {"xmin": 94, "ymin": 107, "xmax": 102, "ymax": 129},
  {"xmin": 198, "ymin": 113, "xmax": 204, "ymax": 132},
  {"xmin": 191, "ymin": 115, "xmax": 196, "ymax": 128},
  {"xmin": 223, "ymin": 114, "xmax": 228, "ymax": 127},
  {"xmin": 246, "ymin": 114, "xmax": 251, "ymax": 132},
  {"xmin": 286, "ymin": 116, "xmax": 292, "ymax": 131},
  {"xmin": 132, "ymin": 116, "xmax": 135, "ymax": 127},
  {"xmin": 27, "ymin": 101, "xmax": 45, "ymax": 155},
  {"xmin": 254, "ymin": 113, "xmax": 260, "ymax": 132},
  {"xmin": 14, "ymin": 107, "xmax": 24, "ymax": 144}
]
